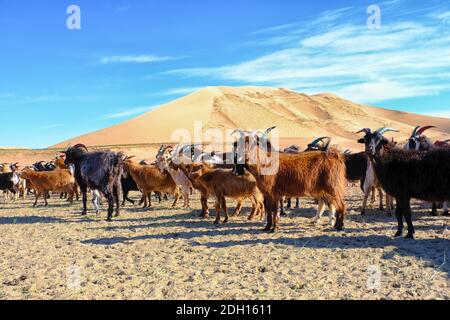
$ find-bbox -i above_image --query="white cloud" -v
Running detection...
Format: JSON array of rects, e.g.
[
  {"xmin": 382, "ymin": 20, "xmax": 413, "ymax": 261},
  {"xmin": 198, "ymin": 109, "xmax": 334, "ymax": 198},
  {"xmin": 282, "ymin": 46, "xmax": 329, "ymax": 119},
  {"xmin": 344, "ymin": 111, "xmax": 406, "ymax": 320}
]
[
  {"xmin": 100, "ymin": 55, "xmax": 173, "ymax": 64},
  {"xmin": 103, "ymin": 106, "xmax": 157, "ymax": 119},
  {"xmin": 167, "ymin": 7, "xmax": 450, "ymax": 104},
  {"xmin": 429, "ymin": 10, "xmax": 450, "ymax": 23}
]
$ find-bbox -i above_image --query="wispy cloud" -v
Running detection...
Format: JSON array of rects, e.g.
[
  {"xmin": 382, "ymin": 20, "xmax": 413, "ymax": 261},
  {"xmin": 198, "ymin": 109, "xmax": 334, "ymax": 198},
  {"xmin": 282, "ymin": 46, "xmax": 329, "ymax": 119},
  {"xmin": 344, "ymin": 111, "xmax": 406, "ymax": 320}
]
[
  {"xmin": 100, "ymin": 55, "xmax": 174, "ymax": 64},
  {"xmin": 167, "ymin": 3, "xmax": 450, "ymax": 104},
  {"xmin": 429, "ymin": 10, "xmax": 450, "ymax": 23},
  {"xmin": 0, "ymin": 92, "xmax": 13, "ymax": 98},
  {"xmin": 103, "ymin": 106, "xmax": 157, "ymax": 119}
]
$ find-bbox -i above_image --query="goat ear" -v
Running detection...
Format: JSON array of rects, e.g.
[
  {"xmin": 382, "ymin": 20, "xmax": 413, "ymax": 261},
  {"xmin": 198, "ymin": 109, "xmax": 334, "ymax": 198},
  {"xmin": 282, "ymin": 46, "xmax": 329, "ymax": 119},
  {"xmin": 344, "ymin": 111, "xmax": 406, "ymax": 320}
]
[{"xmin": 357, "ymin": 138, "xmax": 365, "ymax": 144}]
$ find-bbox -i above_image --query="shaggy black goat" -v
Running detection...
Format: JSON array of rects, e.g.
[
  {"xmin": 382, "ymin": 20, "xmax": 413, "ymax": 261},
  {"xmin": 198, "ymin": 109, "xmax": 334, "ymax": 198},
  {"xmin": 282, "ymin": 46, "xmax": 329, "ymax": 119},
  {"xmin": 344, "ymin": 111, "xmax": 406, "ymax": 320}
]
[
  {"xmin": 121, "ymin": 171, "xmax": 139, "ymax": 206},
  {"xmin": 32, "ymin": 161, "xmax": 56, "ymax": 172},
  {"xmin": 0, "ymin": 172, "xmax": 19, "ymax": 201},
  {"xmin": 358, "ymin": 128, "xmax": 450, "ymax": 239},
  {"xmin": 63, "ymin": 144, "xmax": 123, "ymax": 221}
]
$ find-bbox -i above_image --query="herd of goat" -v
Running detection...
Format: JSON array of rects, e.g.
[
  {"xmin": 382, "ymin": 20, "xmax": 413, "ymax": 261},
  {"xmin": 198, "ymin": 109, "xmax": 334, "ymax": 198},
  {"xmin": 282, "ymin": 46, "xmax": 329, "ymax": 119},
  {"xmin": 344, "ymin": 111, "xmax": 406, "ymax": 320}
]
[{"xmin": 1, "ymin": 125, "xmax": 449, "ymax": 240}]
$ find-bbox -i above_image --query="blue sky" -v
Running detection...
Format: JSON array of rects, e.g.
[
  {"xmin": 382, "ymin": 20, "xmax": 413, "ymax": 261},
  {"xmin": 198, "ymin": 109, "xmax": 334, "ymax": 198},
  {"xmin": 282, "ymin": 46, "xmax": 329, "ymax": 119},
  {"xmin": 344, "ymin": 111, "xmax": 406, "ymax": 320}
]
[{"xmin": 1, "ymin": 0, "xmax": 449, "ymax": 148}]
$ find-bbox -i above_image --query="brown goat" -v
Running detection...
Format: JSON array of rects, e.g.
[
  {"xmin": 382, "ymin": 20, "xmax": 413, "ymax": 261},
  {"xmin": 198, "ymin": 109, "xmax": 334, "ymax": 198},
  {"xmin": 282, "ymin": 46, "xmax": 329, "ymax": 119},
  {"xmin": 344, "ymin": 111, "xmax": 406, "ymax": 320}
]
[
  {"xmin": 55, "ymin": 155, "xmax": 68, "ymax": 169},
  {"xmin": 20, "ymin": 168, "xmax": 77, "ymax": 207},
  {"xmin": 178, "ymin": 163, "xmax": 211, "ymax": 217},
  {"xmin": 123, "ymin": 158, "xmax": 180, "ymax": 208},
  {"xmin": 189, "ymin": 163, "xmax": 264, "ymax": 224},
  {"xmin": 238, "ymin": 131, "xmax": 347, "ymax": 232}
]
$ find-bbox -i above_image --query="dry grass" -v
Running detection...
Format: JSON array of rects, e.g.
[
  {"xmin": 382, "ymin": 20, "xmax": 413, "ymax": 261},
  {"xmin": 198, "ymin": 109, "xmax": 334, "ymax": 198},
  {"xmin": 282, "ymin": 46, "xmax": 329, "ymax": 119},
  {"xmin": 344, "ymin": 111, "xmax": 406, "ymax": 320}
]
[{"xmin": 0, "ymin": 186, "xmax": 448, "ymax": 300}]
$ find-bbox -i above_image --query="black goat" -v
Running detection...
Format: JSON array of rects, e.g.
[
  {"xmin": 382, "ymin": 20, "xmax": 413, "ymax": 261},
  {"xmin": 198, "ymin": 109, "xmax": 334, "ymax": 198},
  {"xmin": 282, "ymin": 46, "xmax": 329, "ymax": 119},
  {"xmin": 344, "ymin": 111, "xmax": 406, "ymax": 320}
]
[
  {"xmin": 358, "ymin": 127, "xmax": 450, "ymax": 239},
  {"xmin": 121, "ymin": 171, "xmax": 141, "ymax": 206},
  {"xmin": 344, "ymin": 152, "xmax": 367, "ymax": 185},
  {"xmin": 63, "ymin": 144, "xmax": 123, "ymax": 221},
  {"xmin": 32, "ymin": 161, "xmax": 56, "ymax": 172},
  {"xmin": 0, "ymin": 172, "xmax": 19, "ymax": 201}
]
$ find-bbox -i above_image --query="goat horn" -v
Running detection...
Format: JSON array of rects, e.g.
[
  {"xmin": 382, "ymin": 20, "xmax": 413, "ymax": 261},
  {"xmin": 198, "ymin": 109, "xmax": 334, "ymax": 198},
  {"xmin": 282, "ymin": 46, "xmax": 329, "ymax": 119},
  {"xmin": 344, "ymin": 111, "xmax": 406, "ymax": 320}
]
[
  {"xmin": 416, "ymin": 126, "xmax": 436, "ymax": 136},
  {"xmin": 411, "ymin": 126, "xmax": 420, "ymax": 138},
  {"xmin": 356, "ymin": 128, "xmax": 371, "ymax": 134},
  {"xmin": 263, "ymin": 126, "xmax": 277, "ymax": 136},
  {"xmin": 73, "ymin": 144, "xmax": 88, "ymax": 151},
  {"xmin": 376, "ymin": 128, "xmax": 399, "ymax": 135},
  {"xmin": 309, "ymin": 137, "xmax": 330, "ymax": 147}
]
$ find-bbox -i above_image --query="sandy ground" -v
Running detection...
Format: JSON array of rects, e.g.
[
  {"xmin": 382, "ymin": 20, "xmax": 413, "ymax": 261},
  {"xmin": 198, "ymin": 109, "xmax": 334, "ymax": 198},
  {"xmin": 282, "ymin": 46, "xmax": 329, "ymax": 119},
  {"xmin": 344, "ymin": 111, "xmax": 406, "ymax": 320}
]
[{"xmin": 0, "ymin": 186, "xmax": 448, "ymax": 300}]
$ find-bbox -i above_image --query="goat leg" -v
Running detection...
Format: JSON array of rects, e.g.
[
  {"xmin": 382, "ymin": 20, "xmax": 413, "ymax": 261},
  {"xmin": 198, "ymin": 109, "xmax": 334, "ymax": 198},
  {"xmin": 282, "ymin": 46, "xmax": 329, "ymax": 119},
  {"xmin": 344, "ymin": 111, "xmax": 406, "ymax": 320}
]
[
  {"xmin": 33, "ymin": 192, "xmax": 39, "ymax": 207},
  {"xmin": 263, "ymin": 197, "xmax": 274, "ymax": 231},
  {"xmin": 114, "ymin": 186, "xmax": 120, "ymax": 217},
  {"xmin": 214, "ymin": 198, "xmax": 221, "ymax": 224},
  {"xmin": 394, "ymin": 201, "xmax": 404, "ymax": 237},
  {"xmin": 232, "ymin": 199, "xmax": 243, "ymax": 216},
  {"xmin": 431, "ymin": 202, "xmax": 438, "ymax": 216},
  {"xmin": 81, "ymin": 190, "xmax": 88, "ymax": 215},
  {"xmin": 200, "ymin": 195, "xmax": 209, "ymax": 217},
  {"xmin": 222, "ymin": 197, "xmax": 229, "ymax": 224},
  {"xmin": 444, "ymin": 202, "xmax": 449, "ymax": 216}
]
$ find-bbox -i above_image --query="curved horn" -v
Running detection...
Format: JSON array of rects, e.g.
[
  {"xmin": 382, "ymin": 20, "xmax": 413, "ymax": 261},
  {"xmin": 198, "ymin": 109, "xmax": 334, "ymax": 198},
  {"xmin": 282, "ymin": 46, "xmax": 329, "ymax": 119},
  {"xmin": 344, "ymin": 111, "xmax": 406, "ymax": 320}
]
[
  {"xmin": 157, "ymin": 145, "xmax": 173, "ymax": 157},
  {"xmin": 411, "ymin": 126, "xmax": 420, "ymax": 138},
  {"xmin": 376, "ymin": 128, "xmax": 399, "ymax": 135},
  {"xmin": 323, "ymin": 137, "xmax": 332, "ymax": 150},
  {"xmin": 308, "ymin": 137, "xmax": 329, "ymax": 147},
  {"xmin": 263, "ymin": 126, "xmax": 277, "ymax": 136},
  {"xmin": 73, "ymin": 144, "xmax": 88, "ymax": 151},
  {"xmin": 356, "ymin": 128, "xmax": 371, "ymax": 134},
  {"xmin": 416, "ymin": 126, "xmax": 436, "ymax": 136}
]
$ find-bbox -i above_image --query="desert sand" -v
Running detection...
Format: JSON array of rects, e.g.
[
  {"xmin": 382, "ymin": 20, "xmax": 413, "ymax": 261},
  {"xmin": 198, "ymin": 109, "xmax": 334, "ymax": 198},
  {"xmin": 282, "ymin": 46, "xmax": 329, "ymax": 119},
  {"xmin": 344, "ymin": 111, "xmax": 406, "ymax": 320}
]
[
  {"xmin": 0, "ymin": 187, "xmax": 448, "ymax": 300},
  {"xmin": 51, "ymin": 87, "xmax": 450, "ymax": 152}
]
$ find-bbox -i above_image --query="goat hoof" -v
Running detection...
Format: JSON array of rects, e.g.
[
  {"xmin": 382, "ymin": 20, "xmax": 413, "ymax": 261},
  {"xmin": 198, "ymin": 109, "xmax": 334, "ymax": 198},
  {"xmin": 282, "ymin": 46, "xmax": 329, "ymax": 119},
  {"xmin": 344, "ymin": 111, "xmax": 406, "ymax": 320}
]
[
  {"xmin": 405, "ymin": 233, "xmax": 415, "ymax": 240},
  {"xmin": 443, "ymin": 211, "xmax": 449, "ymax": 217},
  {"xmin": 223, "ymin": 219, "xmax": 229, "ymax": 224},
  {"xmin": 213, "ymin": 220, "xmax": 220, "ymax": 225},
  {"xmin": 430, "ymin": 212, "xmax": 437, "ymax": 216},
  {"xmin": 394, "ymin": 231, "xmax": 403, "ymax": 238},
  {"xmin": 263, "ymin": 226, "xmax": 271, "ymax": 232}
]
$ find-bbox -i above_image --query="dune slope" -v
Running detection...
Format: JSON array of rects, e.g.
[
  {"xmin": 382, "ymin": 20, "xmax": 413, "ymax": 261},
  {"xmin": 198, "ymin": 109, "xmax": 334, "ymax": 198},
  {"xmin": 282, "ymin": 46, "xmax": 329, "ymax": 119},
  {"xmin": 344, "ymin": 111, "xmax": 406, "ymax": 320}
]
[{"xmin": 52, "ymin": 86, "xmax": 450, "ymax": 151}]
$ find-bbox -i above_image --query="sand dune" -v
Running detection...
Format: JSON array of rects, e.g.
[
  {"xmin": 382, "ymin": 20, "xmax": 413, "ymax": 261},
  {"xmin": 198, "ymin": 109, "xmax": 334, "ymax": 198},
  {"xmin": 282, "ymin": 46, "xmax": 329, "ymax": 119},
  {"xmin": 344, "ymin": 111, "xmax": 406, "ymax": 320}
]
[{"xmin": 52, "ymin": 86, "xmax": 450, "ymax": 151}]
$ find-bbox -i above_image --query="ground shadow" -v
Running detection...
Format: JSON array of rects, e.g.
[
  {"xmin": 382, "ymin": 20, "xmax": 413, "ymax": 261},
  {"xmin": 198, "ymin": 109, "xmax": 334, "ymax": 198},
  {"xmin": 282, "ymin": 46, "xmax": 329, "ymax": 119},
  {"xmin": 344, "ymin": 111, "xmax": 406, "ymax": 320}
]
[{"xmin": 0, "ymin": 216, "xmax": 66, "ymax": 225}]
